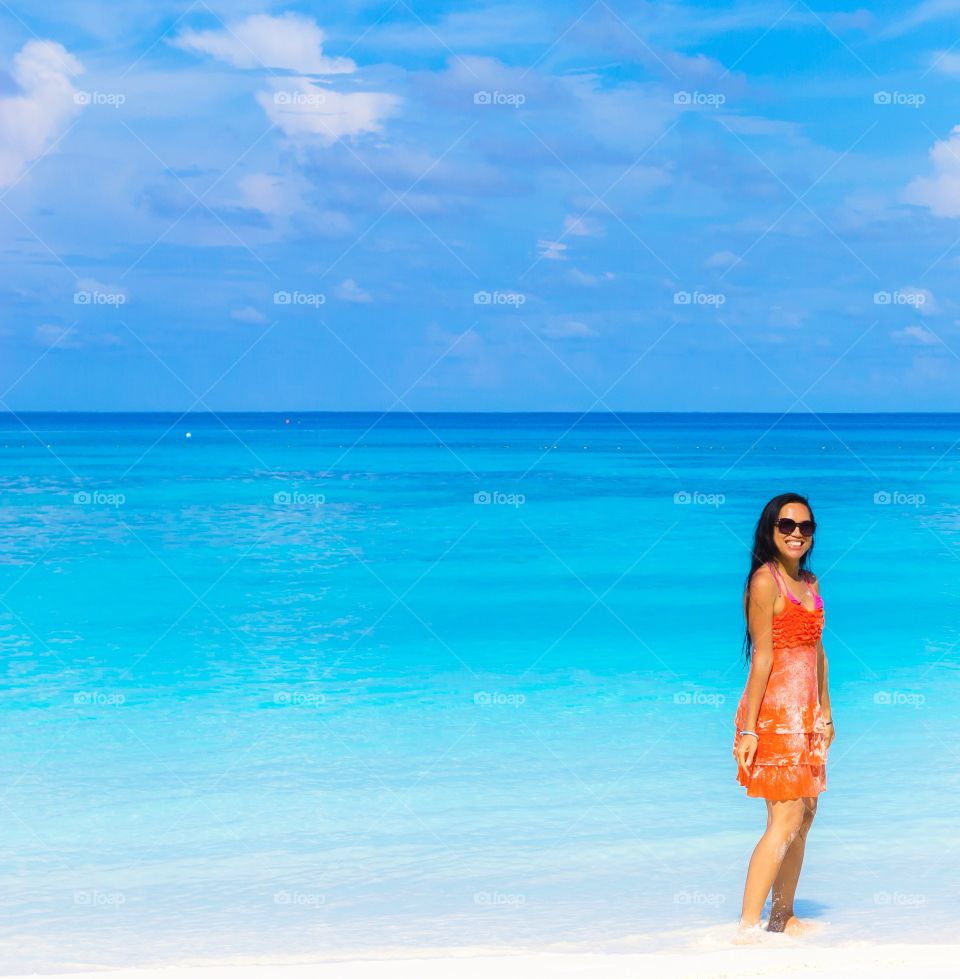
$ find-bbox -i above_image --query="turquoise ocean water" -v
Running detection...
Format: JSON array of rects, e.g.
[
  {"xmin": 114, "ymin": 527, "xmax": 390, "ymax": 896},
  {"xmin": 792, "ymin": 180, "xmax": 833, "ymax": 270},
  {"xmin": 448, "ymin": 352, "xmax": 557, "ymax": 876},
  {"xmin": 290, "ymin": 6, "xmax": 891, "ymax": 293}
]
[{"xmin": 1, "ymin": 412, "xmax": 959, "ymax": 972}]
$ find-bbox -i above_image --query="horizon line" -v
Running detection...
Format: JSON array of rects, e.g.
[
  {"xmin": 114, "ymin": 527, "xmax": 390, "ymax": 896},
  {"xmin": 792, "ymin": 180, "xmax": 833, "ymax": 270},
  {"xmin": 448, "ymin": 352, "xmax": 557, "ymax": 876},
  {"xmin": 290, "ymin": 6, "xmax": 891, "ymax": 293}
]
[{"xmin": 2, "ymin": 409, "xmax": 960, "ymax": 416}]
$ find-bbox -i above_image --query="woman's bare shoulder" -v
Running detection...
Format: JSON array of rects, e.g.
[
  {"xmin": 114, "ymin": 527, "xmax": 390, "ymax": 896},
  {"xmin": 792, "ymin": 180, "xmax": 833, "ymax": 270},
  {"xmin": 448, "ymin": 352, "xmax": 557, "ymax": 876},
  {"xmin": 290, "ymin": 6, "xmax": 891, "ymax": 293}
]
[{"xmin": 748, "ymin": 564, "xmax": 778, "ymax": 601}]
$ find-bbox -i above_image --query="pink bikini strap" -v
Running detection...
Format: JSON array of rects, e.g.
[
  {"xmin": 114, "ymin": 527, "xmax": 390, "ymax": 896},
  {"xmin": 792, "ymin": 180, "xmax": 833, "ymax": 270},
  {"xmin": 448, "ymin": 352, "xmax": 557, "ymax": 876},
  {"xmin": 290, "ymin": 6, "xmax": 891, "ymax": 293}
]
[
  {"xmin": 768, "ymin": 561, "xmax": 823, "ymax": 609},
  {"xmin": 802, "ymin": 569, "xmax": 824, "ymax": 609}
]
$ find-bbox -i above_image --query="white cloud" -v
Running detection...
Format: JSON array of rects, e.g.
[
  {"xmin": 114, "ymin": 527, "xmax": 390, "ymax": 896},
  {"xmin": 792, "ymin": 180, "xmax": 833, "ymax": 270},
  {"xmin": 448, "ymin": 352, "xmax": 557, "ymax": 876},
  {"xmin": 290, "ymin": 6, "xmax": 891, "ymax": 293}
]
[
  {"xmin": 719, "ymin": 115, "xmax": 805, "ymax": 140},
  {"xmin": 825, "ymin": 9, "xmax": 874, "ymax": 32},
  {"xmin": 257, "ymin": 78, "xmax": 401, "ymax": 145},
  {"xmin": 705, "ymin": 250, "xmax": 739, "ymax": 269},
  {"xmin": 231, "ymin": 306, "xmax": 268, "ymax": 324},
  {"xmin": 35, "ymin": 323, "xmax": 120, "ymax": 348},
  {"xmin": 0, "ymin": 40, "xmax": 84, "ymax": 190},
  {"xmin": 562, "ymin": 214, "xmax": 603, "ymax": 237},
  {"xmin": 310, "ymin": 211, "xmax": 353, "ymax": 236},
  {"xmin": 891, "ymin": 324, "xmax": 940, "ymax": 345},
  {"xmin": 837, "ymin": 191, "xmax": 900, "ymax": 228},
  {"xmin": 35, "ymin": 323, "xmax": 81, "ymax": 348},
  {"xmin": 541, "ymin": 319, "xmax": 598, "ymax": 339},
  {"xmin": 884, "ymin": 0, "xmax": 960, "ymax": 38},
  {"xmin": 768, "ymin": 306, "xmax": 805, "ymax": 328},
  {"xmin": 171, "ymin": 13, "xmax": 355, "ymax": 74},
  {"xmin": 172, "ymin": 14, "xmax": 401, "ymax": 145},
  {"xmin": 900, "ymin": 286, "xmax": 937, "ymax": 315},
  {"xmin": 538, "ymin": 239, "xmax": 568, "ymax": 260},
  {"xmin": 904, "ymin": 124, "xmax": 960, "ymax": 217},
  {"xmin": 75, "ymin": 276, "xmax": 119, "ymax": 292},
  {"xmin": 236, "ymin": 172, "xmax": 305, "ymax": 216},
  {"xmin": 372, "ymin": 8, "xmax": 556, "ymax": 52},
  {"xmin": 335, "ymin": 278, "xmax": 373, "ymax": 302},
  {"xmin": 568, "ymin": 268, "xmax": 615, "ymax": 285},
  {"xmin": 930, "ymin": 50, "xmax": 960, "ymax": 76}
]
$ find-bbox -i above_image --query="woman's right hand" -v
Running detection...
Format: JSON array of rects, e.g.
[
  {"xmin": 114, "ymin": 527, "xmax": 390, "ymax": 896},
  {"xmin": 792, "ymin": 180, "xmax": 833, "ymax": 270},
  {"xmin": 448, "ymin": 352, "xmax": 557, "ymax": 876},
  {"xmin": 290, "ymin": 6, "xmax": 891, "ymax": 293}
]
[{"xmin": 734, "ymin": 734, "xmax": 757, "ymax": 773}]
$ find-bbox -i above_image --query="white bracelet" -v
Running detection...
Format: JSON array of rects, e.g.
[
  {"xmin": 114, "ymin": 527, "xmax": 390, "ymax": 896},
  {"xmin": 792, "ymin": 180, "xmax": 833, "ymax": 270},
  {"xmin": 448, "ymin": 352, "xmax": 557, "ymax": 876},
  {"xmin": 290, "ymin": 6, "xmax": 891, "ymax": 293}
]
[{"xmin": 739, "ymin": 730, "xmax": 759, "ymax": 740}]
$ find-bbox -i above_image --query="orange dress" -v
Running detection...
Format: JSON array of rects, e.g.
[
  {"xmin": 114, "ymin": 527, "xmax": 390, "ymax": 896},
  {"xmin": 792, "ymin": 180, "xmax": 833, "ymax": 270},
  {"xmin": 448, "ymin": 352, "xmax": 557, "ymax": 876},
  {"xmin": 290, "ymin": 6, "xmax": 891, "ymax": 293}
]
[{"xmin": 734, "ymin": 562, "xmax": 829, "ymax": 801}]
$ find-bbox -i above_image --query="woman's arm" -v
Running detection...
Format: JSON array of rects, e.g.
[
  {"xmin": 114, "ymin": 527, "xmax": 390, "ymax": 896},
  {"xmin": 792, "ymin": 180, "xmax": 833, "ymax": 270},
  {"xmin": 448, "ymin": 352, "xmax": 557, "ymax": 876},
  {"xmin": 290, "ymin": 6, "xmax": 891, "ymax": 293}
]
[
  {"xmin": 806, "ymin": 573, "xmax": 833, "ymax": 724},
  {"xmin": 817, "ymin": 637, "xmax": 835, "ymax": 746},
  {"xmin": 817, "ymin": 639, "xmax": 831, "ymax": 716},
  {"xmin": 740, "ymin": 568, "xmax": 778, "ymax": 730}
]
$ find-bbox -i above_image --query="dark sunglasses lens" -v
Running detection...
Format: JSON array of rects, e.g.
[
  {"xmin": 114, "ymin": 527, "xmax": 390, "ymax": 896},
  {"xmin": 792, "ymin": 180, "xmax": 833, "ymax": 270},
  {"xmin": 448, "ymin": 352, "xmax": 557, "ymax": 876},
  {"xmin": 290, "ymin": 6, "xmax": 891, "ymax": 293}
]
[{"xmin": 777, "ymin": 518, "xmax": 816, "ymax": 536}]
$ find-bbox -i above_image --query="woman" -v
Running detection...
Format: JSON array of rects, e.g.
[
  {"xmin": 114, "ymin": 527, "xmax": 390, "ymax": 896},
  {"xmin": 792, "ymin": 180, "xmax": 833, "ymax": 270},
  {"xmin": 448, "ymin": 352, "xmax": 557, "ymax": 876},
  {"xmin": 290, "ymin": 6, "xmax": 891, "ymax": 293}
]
[{"xmin": 732, "ymin": 493, "xmax": 835, "ymax": 937}]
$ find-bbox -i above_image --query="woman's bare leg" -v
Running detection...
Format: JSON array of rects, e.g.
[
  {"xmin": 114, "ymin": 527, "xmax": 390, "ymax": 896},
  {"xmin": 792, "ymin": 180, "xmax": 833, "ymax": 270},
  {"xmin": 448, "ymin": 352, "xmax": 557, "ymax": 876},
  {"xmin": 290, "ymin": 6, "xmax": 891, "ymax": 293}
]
[
  {"xmin": 767, "ymin": 797, "xmax": 817, "ymax": 933},
  {"xmin": 737, "ymin": 797, "xmax": 805, "ymax": 931}
]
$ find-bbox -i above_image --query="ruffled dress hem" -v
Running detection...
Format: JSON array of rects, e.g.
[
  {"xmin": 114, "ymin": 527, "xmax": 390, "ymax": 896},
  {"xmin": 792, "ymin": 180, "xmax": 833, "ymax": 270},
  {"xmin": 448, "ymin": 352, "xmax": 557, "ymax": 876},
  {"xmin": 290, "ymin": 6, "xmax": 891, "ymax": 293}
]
[{"xmin": 736, "ymin": 763, "xmax": 826, "ymax": 801}]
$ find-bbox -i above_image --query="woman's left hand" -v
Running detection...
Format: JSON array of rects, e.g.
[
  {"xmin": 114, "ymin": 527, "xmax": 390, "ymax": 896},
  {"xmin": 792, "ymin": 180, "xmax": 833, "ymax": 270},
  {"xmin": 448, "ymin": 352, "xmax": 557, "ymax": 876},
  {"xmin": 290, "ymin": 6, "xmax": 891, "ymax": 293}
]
[{"xmin": 825, "ymin": 721, "xmax": 836, "ymax": 749}]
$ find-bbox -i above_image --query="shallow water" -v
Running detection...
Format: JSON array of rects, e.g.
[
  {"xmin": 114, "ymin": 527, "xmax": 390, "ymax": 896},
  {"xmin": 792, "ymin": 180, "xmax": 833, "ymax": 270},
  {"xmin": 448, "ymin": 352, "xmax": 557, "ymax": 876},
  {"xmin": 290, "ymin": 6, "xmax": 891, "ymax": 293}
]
[{"xmin": 1, "ymin": 412, "xmax": 958, "ymax": 971}]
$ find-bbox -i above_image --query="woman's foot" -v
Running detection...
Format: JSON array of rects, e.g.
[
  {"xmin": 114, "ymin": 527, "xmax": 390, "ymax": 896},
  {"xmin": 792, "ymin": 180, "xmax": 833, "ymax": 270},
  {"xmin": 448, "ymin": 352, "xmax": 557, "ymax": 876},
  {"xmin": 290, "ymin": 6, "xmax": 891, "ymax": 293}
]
[
  {"xmin": 731, "ymin": 921, "xmax": 765, "ymax": 944},
  {"xmin": 767, "ymin": 912, "xmax": 808, "ymax": 934}
]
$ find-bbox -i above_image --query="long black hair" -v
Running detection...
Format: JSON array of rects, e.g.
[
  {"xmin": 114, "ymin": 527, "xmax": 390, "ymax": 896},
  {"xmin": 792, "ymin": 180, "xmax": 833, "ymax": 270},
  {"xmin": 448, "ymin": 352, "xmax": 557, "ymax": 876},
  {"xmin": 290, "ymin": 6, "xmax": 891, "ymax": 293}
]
[{"xmin": 741, "ymin": 492, "xmax": 816, "ymax": 664}]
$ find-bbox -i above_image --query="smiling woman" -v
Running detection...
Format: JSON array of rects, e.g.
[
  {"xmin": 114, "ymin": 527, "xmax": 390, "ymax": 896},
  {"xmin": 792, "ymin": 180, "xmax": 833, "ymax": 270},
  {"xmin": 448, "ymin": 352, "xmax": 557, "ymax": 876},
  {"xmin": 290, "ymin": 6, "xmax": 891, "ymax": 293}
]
[{"xmin": 732, "ymin": 492, "xmax": 834, "ymax": 940}]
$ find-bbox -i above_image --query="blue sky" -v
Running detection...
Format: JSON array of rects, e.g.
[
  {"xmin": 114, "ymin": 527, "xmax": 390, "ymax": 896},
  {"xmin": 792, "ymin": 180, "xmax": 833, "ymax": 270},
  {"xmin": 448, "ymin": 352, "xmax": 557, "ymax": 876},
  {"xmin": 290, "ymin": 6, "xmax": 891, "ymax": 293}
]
[{"xmin": 3, "ymin": 0, "xmax": 960, "ymax": 411}]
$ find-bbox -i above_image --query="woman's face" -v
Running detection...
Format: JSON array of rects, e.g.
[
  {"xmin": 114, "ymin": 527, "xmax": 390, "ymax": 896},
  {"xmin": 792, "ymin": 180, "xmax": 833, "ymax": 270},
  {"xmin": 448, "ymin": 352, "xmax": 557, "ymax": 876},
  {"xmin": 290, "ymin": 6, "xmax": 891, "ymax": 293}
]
[{"xmin": 773, "ymin": 502, "xmax": 814, "ymax": 563}]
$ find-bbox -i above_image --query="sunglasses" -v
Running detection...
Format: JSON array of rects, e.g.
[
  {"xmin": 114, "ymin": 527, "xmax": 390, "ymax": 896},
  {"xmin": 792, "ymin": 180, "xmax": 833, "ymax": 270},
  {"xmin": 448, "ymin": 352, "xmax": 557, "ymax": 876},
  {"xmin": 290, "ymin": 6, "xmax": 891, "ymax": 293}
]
[{"xmin": 775, "ymin": 517, "xmax": 816, "ymax": 537}]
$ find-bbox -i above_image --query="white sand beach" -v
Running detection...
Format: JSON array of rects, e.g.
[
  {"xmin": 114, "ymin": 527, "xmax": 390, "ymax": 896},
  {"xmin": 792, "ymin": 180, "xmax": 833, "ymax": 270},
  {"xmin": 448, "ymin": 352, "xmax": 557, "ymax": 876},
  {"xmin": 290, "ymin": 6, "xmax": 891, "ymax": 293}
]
[{"xmin": 12, "ymin": 944, "xmax": 960, "ymax": 979}]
